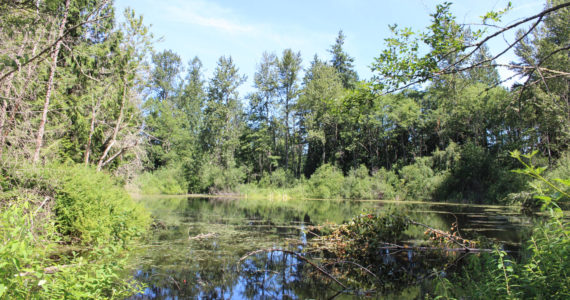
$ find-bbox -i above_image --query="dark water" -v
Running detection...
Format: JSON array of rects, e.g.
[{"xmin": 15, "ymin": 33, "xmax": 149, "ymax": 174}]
[{"xmin": 126, "ymin": 196, "xmax": 541, "ymax": 299}]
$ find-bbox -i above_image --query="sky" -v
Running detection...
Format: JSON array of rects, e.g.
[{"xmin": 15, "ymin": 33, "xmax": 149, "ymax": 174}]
[{"xmin": 114, "ymin": 0, "xmax": 545, "ymax": 94}]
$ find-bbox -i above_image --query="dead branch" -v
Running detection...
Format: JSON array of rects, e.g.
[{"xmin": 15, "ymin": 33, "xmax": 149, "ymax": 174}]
[
  {"xmin": 380, "ymin": 2, "xmax": 570, "ymax": 94},
  {"xmin": 407, "ymin": 218, "xmax": 473, "ymax": 249},
  {"xmin": 323, "ymin": 260, "xmax": 379, "ymax": 281},
  {"xmin": 449, "ymin": 2, "xmax": 570, "ymax": 71},
  {"xmin": 375, "ymin": 245, "xmax": 495, "ymax": 253},
  {"xmin": 0, "ymin": 15, "xmax": 112, "ymax": 83}
]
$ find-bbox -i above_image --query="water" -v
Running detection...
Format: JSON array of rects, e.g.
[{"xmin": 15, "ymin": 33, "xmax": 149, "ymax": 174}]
[{"xmin": 127, "ymin": 196, "xmax": 540, "ymax": 299}]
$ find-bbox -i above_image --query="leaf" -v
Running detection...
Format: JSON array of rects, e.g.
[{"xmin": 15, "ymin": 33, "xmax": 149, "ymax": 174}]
[
  {"xmin": 554, "ymin": 178, "xmax": 570, "ymax": 187},
  {"xmin": 522, "ymin": 150, "xmax": 539, "ymax": 159},
  {"xmin": 534, "ymin": 195, "xmax": 551, "ymax": 201}
]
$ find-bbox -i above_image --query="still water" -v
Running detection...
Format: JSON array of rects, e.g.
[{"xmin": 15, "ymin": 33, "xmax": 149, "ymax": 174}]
[{"xmin": 127, "ymin": 196, "xmax": 535, "ymax": 299}]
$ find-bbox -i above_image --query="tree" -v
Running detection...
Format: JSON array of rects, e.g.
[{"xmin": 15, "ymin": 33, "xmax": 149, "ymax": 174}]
[
  {"xmin": 298, "ymin": 57, "xmax": 344, "ymax": 176},
  {"xmin": 371, "ymin": 1, "xmax": 570, "ymax": 93},
  {"xmin": 202, "ymin": 56, "xmax": 246, "ymax": 168},
  {"xmin": 277, "ymin": 49, "xmax": 302, "ymax": 170},
  {"xmin": 150, "ymin": 49, "xmax": 183, "ymax": 101},
  {"xmin": 143, "ymin": 49, "xmax": 185, "ymax": 168},
  {"xmin": 512, "ymin": 0, "xmax": 569, "ymax": 161},
  {"xmin": 32, "ymin": 0, "xmax": 72, "ymax": 163},
  {"xmin": 96, "ymin": 8, "xmax": 153, "ymax": 171},
  {"xmin": 329, "ymin": 30, "xmax": 358, "ymax": 89},
  {"xmin": 246, "ymin": 52, "xmax": 280, "ymax": 176}
]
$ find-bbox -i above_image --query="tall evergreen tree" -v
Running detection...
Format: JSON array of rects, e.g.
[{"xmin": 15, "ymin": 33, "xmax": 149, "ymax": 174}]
[
  {"xmin": 247, "ymin": 52, "xmax": 279, "ymax": 175},
  {"xmin": 277, "ymin": 49, "xmax": 302, "ymax": 170},
  {"xmin": 329, "ymin": 30, "xmax": 358, "ymax": 89},
  {"xmin": 298, "ymin": 57, "xmax": 344, "ymax": 176},
  {"xmin": 202, "ymin": 56, "xmax": 246, "ymax": 168}
]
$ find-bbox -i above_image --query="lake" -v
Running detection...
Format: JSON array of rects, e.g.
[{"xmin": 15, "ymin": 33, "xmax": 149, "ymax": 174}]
[{"xmin": 126, "ymin": 195, "xmax": 541, "ymax": 299}]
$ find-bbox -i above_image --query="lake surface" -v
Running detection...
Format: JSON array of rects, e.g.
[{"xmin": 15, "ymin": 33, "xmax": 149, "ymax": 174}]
[{"xmin": 126, "ymin": 196, "xmax": 543, "ymax": 299}]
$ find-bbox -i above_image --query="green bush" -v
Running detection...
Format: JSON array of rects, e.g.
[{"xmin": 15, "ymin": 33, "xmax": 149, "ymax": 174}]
[
  {"xmin": 0, "ymin": 164, "xmax": 149, "ymax": 298},
  {"xmin": 199, "ymin": 161, "xmax": 247, "ymax": 193},
  {"xmin": 56, "ymin": 164, "xmax": 150, "ymax": 246},
  {"xmin": 133, "ymin": 165, "xmax": 187, "ymax": 195},
  {"xmin": 342, "ymin": 165, "xmax": 374, "ymax": 199},
  {"xmin": 306, "ymin": 164, "xmax": 345, "ymax": 199},
  {"xmin": 399, "ymin": 156, "xmax": 446, "ymax": 201},
  {"xmin": 432, "ymin": 143, "xmax": 526, "ymax": 203},
  {"xmin": 258, "ymin": 168, "xmax": 296, "ymax": 188},
  {"xmin": 371, "ymin": 167, "xmax": 400, "ymax": 200},
  {"xmin": 0, "ymin": 194, "xmax": 54, "ymax": 298}
]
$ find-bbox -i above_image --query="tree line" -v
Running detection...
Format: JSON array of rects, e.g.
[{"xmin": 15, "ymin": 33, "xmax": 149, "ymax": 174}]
[{"xmin": 1, "ymin": 0, "xmax": 568, "ymax": 202}]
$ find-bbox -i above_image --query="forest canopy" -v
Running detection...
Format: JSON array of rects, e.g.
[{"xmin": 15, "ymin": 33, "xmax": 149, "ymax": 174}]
[{"xmin": 0, "ymin": 0, "xmax": 568, "ymax": 202}]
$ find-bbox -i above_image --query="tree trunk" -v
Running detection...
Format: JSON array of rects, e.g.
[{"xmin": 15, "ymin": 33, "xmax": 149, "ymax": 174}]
[
  {"xmin": 84, "ymin": 95, "xmax": 101, "ymax": 165},
  {"xmin": 0, "ymin": 72, "xmax": 12, "ymax": 154},
  {"xmin": 32, "ymin": 0, "xmax": 71, "ymax": 163},
  {"xmin": 285, "ymin": 96, "xmax": 290, "ymax": 170},
  {"xmin": 97, "ymin": 80, "xmax": 127, "ymax": 171},
  {"xmin": 0, "ymin": 30, "xmax": 33, "ymax": 157},
  {"xmin": 0, "ymin": 98, "xmax": 8, "ymax": 157}
]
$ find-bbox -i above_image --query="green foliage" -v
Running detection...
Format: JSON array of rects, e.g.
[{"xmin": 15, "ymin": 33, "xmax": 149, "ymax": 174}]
[
  {"xmin": 447, "ymin": 152, "xmax": 570, "ymax": 299},
  {"xmin": 450, "ymin": 219, "xmax": 570, "ymax": 299},
  {"xmin": 0, "ymin": 194, "xmax": 54, "ymax": 298},
  {"xmin": 257, "ymin": 168, "xmax": 296, "ymax": 188},
  {"xmin": 198, "ymin": 160, "xmax": 247, "ymax": 193},
  {"xmin": 342, "ymin": 165, "xmax": 374, "ymax": 199},
  {"xmin": 399, "ymin": 156, "xmax": 444, "ymax": 201},
  {"xmin": 510, "ymin": 150, "xmax": 570, "ymax": 211},
  {"xmin": 0, "ymin": 163, "xmax": 149, "ymax": 298},
  {"xmin": 371, "ymin": 167, "xmax": 400, "ymax": 200},
  {"xmin": 306, "ymin": 164, "xmax": 345, "ymax": 199},
  {"xmin": 328, "ymin": 30, "xmax": 359, "ymax": 89},
  {"xmin": 133, "ymin": 166, "xmax": 187, "ymax": 195},
  {"xmin": 433, "ymin": 143, "xmax": 526, "ymax": 203},
  {"xmin": 55, "ymin": 164, "xmax": 150, "ymax": 246}
]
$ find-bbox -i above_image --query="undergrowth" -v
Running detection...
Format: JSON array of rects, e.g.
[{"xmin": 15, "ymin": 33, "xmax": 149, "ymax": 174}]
[{"xmin": 0, "ymin": 163, "xmax": 150, "ymax": 298}]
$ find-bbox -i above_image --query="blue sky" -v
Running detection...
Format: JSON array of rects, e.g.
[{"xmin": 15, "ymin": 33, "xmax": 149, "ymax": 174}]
[{"xmin": 114, "ymin": 0, "xmax": 544, "ymax": 94}]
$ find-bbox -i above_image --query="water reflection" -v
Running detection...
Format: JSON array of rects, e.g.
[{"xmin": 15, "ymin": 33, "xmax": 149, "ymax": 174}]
[{"xmin": 127, "ymin": 196, "xmax": 535, "ymax": 299}]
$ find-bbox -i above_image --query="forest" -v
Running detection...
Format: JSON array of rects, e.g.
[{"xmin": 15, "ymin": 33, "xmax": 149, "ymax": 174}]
[{"xmin": 0, "ymin": 0, "xmax": 568, "ymax": 298}]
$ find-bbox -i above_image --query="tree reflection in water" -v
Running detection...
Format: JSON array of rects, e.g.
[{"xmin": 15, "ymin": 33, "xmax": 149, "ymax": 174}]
[{"xmin": 127, "ymin": 196, "xmax": 533, "ymax": 299}]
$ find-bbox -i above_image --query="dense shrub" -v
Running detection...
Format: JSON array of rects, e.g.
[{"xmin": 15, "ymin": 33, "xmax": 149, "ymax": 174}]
[
  {"xmin": 399, "ymin": 156, "xmax": 446, "ymax": 201},
  {"xmin": 432, "ymin": 143, "xmax": 526, "ymax": 203},
  {"xmin": 306, "ymin": 164, "xmax": 345, "ymax": 199},
  {"xmin": 199, "ymin": 162, "xmax": 247, "ymax": 193},
  {"xmin": 258, "ymin": 168, "xmax": 297, "ymax": 188},
  {"xmin": 0, "ymin": 164, "xmax": 149, "ymax": 298},
  {"xmin": 133, "ymin": 165, "xmax": 187, "ymax": 195},
  {"xmin": 342, "ymin": 165, "xmax": 374, "ymax": 199},
  {"xmin": 371, "ymin": 167, "xmax": 400, "ymax": 200},
  {"xmin": 56, "ymin": 165, "xmax": 150, "ymax": 245}
]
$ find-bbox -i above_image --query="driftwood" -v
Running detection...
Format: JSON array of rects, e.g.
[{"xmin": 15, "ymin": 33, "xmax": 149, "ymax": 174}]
[
  {"xmin": 406, "ymin": 218, "xmax": 473, "ymax": 248},
  {"xmin": 376, "ymin": 245, "xmax": 495, "ymax": 253}
]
